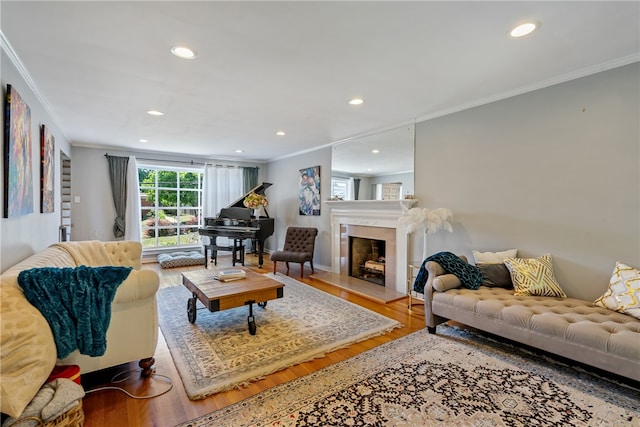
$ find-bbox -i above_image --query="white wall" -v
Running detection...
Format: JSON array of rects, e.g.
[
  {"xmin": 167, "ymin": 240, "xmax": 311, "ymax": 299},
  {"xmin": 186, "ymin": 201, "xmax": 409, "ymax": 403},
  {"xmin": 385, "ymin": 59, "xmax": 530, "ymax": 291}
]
[
  {"xmin": 1, "ymin": 50, "xmax": 72, "ymax": 271},
  {"xmin": 413, "ymin": 62, "xmax": 639, "ymax": 300}
]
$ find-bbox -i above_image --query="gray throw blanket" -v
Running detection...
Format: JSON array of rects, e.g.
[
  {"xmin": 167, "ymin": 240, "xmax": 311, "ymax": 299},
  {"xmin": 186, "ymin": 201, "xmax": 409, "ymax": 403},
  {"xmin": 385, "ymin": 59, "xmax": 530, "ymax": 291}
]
[
  {"xmin": 18, "ymin": 265, "xmax": 132, "ymax": 359},
  {"xmin": 413, "ymin": 251, "xmax": 482, "ymax": 293}
]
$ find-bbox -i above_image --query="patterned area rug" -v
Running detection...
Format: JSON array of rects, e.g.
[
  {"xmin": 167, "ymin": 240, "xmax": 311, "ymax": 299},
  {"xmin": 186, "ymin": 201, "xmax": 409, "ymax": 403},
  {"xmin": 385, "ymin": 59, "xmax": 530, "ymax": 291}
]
[
  {"xmin": 157, "ymin": 273, "xmax": 401, "ymax": 400},
  {"xmin": 177, "ymin": 325, "xmax": 640, "ymax": 426}
]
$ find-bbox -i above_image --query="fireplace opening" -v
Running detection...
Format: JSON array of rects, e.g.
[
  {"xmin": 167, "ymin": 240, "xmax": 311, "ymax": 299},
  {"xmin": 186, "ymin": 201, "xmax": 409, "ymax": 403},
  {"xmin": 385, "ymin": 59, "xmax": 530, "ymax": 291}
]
[{"xmin": 349, "ymin": 236, "xmax": 386, "ymax": 286}]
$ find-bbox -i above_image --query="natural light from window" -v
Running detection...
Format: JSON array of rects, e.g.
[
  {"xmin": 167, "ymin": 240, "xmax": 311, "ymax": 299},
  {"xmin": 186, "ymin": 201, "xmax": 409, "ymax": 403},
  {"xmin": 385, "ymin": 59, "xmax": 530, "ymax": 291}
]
[{"xmin": 138, "ymin": 166, "xmax": 204, "ymax": 249}]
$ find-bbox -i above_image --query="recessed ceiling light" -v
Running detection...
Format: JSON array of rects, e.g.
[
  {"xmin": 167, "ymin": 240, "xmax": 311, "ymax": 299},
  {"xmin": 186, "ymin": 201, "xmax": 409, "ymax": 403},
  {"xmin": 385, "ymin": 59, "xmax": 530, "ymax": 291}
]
[
  {"xmin": 367, "ymin": 168, "xmax": 372, "ymax": 171},
  {"xmin": 349, "ymin": 97, "xmax": 364, "ymax": 105},
  {"xmin": 235, "ymin": 149, "xmax": 244, "ymax": 153},
  {"xmin": 170, "ymin": 46, "xmax": 197, "ymax": 59},
  {"xmin": 276, "ymin": 131, "xmax": 286, "ymax": 136},
  {"xmin": 138, "ymin": 139, "xmax": 149, "ymax": 143},
  {"xmin": 510, "ymin": 22, "xmax": 537, "ymax": 38},
  {"xmin": 146, "ymin": 110, "xmax": 164, "ymax": 116},
  {"xmin": 372, "ymin": 149, "xmax": 380, "ymax": 154}
]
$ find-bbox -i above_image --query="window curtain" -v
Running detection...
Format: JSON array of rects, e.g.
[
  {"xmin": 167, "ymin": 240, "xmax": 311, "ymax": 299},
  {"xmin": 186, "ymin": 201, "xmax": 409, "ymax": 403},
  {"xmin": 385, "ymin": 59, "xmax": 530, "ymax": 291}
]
[
  {"xmin": 106, "ymin": 155, "xmax": 129, "ymax": 239},
  {"xmin": 346, "ymin": 178, "xmax": 355, "ymax": 200},
  {"xmin": 124, "ymin": 156, "xmax": 141, "ymax": 241},
  {"xmin": 203, "ymin": 165, "xmax": 244, "ymax": 245},
  {"xmin": 353, "ymin": 178, "xmax": 361, "ymax": 200},
  {"xmin": 203, "ymin": 165, "xmax": 244, "ymax": 218},
  {"xmin": 243, "ymin": 167, "xmax": 259, "ymax": 193}
]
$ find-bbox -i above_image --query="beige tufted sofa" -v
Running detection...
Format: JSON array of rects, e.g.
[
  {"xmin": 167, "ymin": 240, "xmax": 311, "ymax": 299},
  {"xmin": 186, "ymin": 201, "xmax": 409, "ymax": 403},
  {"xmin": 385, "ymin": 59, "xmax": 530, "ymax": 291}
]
[
  {"xmin": 423, "ymin": 258, "xmax": 640, "ymax": 382},
  {"xmin": 0, "ymin": 240, "xmax": 159, "ymax": 418}
]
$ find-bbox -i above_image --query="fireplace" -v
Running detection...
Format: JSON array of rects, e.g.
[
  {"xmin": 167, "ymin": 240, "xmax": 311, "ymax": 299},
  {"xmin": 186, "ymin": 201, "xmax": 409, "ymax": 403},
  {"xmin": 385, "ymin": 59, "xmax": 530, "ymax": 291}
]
[
  {"xmin": 341, "ymin": 223, "xmax": 396, "ymax": 287},
  {"xmin": 327, "ymin": 200, "xmax": 417, "ymax": 294},
  {"xmin": 349, "ymin": 236, "xmax": 386, "ymax": 286}
]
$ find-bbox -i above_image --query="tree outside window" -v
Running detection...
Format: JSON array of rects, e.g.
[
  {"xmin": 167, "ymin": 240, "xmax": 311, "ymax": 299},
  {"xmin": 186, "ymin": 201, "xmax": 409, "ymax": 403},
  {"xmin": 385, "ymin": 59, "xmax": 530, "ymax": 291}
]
[{"xmin": 138, "ymin": 167, "xmax": 203, "ymax": 248}]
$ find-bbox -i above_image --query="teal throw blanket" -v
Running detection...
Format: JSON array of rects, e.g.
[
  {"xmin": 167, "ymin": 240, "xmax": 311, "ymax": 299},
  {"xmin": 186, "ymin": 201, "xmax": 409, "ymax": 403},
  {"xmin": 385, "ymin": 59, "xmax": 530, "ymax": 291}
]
[
  {"xmin": 18, "ymin": 265, "xmax": 132, "ymax": 359},
  {"xmin": 413, "ymin": 251, "xmax": 482, "ymax": 293}
]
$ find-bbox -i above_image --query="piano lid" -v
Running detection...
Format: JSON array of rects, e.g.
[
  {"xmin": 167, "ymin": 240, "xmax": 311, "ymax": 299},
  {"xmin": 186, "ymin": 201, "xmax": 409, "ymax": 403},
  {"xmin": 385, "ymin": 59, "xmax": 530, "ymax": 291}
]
[{"xmin": 226, "ymin": 182, "xmax": 273, "ymax": 216}]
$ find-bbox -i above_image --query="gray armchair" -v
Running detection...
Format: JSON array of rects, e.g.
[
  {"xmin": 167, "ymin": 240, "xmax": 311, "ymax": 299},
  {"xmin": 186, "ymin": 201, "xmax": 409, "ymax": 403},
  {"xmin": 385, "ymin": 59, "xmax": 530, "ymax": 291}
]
[{"xmin": 271, "ymin": 227, "xmax": 318, "ymax": 278}]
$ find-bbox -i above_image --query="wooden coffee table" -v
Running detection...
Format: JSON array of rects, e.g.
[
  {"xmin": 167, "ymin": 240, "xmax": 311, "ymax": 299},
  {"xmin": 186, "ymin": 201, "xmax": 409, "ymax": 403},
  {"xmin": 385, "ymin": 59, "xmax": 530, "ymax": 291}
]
[{"xmin": 181, "ymin": 268, "xmax": 284, "ymax": 335}]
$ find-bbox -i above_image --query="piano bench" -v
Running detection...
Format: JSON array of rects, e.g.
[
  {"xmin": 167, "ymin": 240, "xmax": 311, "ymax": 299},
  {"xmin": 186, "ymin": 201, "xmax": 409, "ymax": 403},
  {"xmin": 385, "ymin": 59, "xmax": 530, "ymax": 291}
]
[{"xmin": 204, "ymin": 239, "xmax": 245, "ymax": 268}]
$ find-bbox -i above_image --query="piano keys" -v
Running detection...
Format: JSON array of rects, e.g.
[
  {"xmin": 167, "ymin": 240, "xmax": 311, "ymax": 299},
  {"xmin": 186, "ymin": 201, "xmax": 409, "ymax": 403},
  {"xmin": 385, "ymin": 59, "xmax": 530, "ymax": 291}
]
[{"xmin": 199, "ymin": 182, "xmax": 275, "ymax": 268}]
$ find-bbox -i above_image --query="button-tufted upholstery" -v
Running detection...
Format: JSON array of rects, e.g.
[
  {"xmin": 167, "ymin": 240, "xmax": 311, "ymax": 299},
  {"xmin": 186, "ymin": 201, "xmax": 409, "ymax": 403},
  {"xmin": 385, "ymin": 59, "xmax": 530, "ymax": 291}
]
[
  {"xmin": 271, "ymin": 227, "xmax": 318, "ymax": 278},
  {"xmin": 424, "ymin": 258, "xmax": 640, "ymax": 382},
  {"xmin": 0, "ymin": 240, "xmax": 159, "ymax": 418}
]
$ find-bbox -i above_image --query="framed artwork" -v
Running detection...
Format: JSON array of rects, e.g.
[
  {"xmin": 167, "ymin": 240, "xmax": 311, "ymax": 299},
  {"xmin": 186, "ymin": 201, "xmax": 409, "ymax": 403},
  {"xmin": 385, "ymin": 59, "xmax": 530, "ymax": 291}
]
[
  {"xmin": 40, "ymin": 124, "xmax": 55, "ymax": 213},
  {"xmin": 299, "ymin": 165, "xmax": 321, "ymax": 216},
  {"xmin": 3, "ymin": 84, "xmax": 33, "ymax": 218}
]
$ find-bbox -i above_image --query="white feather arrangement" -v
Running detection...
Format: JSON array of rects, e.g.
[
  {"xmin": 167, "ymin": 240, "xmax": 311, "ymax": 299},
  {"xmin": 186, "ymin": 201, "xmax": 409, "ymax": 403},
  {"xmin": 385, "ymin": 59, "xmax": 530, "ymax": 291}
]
[
  {"xmin": 424, "ymin": 208, "xmax": 453, "ymax": 234},
  {"xmin": 398, "ymin": 205, "xmax": 453, "ymax": 234},
  {"xmin": 397, "ymin": 207, "xmax": 425, "ymax": 233},
  {"xmin": 399, "ymin": 205, "xmax": 453, "ymax": 259}
]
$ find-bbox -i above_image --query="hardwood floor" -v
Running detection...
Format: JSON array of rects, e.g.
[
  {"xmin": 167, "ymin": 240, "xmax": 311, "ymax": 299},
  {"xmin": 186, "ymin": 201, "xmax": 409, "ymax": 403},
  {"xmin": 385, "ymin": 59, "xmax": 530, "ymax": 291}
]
[{"xmin": 81, "ymin": 255, "xmax": 427, "ymax": 426}]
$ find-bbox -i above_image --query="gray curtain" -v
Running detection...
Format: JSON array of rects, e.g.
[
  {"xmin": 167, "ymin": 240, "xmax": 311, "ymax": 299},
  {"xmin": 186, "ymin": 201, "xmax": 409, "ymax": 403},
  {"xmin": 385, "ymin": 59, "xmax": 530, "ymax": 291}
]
[
  {"xmin": 243, "ymin": 167, "xmax": 259, "ymax": 193},
  {"xmin": 106, "ymin": 155, "xmax": 129, "ymax": 238},
  {"xmin": 353, "ymin": 178, "xmax": 361, "ymax": 200}
]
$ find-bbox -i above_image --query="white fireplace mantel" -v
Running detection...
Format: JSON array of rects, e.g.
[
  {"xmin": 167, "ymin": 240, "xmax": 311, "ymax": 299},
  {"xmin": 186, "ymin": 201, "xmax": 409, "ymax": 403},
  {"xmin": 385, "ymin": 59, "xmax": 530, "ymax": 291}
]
[
  {"xmin": 326, "ymin": 199, "xmax": 418, "ymax": 293},
  {"xmin": 324, "ymin": 199, "xmax": 418, "ymax": 211}
]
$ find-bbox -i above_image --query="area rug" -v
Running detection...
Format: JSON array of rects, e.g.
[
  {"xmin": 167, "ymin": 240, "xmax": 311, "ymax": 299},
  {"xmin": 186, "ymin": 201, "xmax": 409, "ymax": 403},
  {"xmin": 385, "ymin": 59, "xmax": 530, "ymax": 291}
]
[
  {"xmin": 177, "ymin": 325, "xmax": 640, "ymax": 427},
  {"xmin": 157, "ymin": 273, "xmax": 402, "ymax": 400}
]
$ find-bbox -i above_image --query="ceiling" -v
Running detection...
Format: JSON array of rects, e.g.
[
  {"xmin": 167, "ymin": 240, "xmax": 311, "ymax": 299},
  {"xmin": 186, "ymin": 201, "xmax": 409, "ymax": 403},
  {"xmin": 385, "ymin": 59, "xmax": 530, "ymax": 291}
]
[{"xmin": 1, "ymin": 1, "xmax": 638, "ymax": 166}]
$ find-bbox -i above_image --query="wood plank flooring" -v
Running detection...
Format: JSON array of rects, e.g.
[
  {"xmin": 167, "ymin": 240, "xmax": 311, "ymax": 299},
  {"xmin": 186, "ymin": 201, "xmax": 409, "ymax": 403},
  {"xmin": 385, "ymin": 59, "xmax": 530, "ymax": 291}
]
[{"xmin": 80, "ymin": 254, "xmax": 426, "ymax": 426}]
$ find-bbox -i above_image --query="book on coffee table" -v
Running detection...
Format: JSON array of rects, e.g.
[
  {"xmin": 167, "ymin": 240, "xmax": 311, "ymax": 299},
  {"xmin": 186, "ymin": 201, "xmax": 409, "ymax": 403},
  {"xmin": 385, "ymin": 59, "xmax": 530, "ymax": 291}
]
[{"xmin": 214, "ymin": 268, "xmax": 247, "ymax": 282}]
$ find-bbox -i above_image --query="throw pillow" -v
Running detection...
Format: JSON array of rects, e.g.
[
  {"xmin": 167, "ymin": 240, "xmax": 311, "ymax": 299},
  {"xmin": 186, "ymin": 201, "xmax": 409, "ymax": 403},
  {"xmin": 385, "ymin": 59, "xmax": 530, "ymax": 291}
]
[
  {"xmin": 593, "ymin": 261, "xmax": 640, "ymax": 319},
  {"xmin": 0, "ymin": 285, "xmax": 57, "ymax": 418},
  {"xmin": 504, "ymin": 254, "xmax": 567, "ymax": 298},
  {"xmin": 477, "ymin": 263, "xmax": 513, "ymax": 288},
  {"xmin": 472, "ymin": 249, "xmax": 518, "ymax": 264},
  {"xmin": 432, "ymin": 274, "xmax": 462, "ymax": 292}
]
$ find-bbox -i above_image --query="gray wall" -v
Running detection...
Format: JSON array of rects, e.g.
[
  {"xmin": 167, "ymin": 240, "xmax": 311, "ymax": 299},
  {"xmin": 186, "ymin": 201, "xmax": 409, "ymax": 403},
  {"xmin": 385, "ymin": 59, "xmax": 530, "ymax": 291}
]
[
  {"xmin": 413, "ymin": 62, "xmax": 639, "ymax": 300},
  {"xmin": 70, "ymin": 146, "xmax": 266, "ymax": 244},
  {"xmin": 1, "ymin": 50, "xmax": 72, "ymax": 271},
  {"xmin": 3, "ymin": 57, "xmax": 638, "ymax": 302},
  {"xmin": 264, "ymin": 148, "xmax": 332, "ymax": 270}
]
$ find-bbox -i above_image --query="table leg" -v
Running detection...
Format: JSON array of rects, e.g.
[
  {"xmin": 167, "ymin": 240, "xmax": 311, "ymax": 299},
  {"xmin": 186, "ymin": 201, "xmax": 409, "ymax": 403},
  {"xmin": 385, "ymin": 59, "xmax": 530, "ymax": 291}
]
[
  {"xmin": 246, "ymin": 301, "xmax": 257, "ymax": 335},
  {"xmin": 187, "ymin": 295, "xmax": 197, "ymax": 323}
]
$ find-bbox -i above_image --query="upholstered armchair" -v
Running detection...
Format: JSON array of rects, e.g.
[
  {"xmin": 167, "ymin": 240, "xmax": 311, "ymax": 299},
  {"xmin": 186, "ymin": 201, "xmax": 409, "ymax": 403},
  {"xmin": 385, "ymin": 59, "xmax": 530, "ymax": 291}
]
[{"xmin": 271, "ymin": 227, "xmax": 318, "ymax": 278}]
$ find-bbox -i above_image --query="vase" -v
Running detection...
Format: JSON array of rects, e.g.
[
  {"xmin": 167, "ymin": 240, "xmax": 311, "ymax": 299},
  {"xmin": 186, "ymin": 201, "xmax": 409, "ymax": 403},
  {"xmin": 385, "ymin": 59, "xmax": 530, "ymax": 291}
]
[{"xmin": 253, "ymin": 206, "xmax": 264, "ymax": 218}]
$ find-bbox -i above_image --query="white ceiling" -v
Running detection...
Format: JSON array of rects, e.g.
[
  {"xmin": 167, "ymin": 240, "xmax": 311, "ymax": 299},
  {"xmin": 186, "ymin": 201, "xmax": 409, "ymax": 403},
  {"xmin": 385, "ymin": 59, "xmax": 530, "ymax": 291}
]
[{"xmin": 1, "ymin": 1, "xmax": 639, "ymax": 166}]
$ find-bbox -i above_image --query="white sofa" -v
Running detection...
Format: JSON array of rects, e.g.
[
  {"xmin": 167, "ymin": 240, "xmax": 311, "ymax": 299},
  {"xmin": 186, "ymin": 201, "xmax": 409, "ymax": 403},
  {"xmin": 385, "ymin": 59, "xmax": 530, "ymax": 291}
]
[
  {"xmin": 0, "ymin": 240, "xmax": 159, "ymax": 418},
  {"xmin": 422, "ymin": 256, "xmax": 640, "ymax": 383}
]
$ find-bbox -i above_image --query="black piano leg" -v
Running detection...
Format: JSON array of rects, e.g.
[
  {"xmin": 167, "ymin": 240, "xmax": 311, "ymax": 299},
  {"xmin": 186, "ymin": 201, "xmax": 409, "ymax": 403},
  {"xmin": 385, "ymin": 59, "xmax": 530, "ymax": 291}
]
[
  {"xmin": 203, "ymin": 245, "xmax": 208, "ymax": 269},
  {"xmin": 257, "ymin": 239, "xmax": 264, "ymax": 268}
]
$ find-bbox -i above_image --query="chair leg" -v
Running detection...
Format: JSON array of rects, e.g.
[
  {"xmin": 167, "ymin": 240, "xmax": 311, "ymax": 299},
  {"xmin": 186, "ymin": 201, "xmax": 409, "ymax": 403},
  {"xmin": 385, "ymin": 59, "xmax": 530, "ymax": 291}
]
[
  {"xmin": 273, "ymin": 261, "xmax": 277, "ymax": 275},
  {"xmin": 300, "ymin": 263, "xmax": 304, "ymax": 278},
  {"xmin": 285, "ymin": 262, "xmax": 290, "ymax": 273},
  {"xmin": 310, "ymin": 260, "xmax": 314, "ymax": 274}
]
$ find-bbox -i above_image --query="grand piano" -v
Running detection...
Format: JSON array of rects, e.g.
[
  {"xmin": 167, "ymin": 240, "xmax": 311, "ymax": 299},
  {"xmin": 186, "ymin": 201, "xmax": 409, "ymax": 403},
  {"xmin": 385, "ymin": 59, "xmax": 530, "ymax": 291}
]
[{"xmin": 199, "ymin": 182, "xmax": 275, "ymax": 268}]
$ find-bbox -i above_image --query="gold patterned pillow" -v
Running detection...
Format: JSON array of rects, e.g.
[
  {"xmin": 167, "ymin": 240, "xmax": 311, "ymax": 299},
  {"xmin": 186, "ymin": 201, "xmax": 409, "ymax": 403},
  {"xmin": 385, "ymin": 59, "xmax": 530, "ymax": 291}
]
[
  {"xmin": 504, "ymin": 254, "xmax": 567, "ymax": 298},
  {"xmin": 594, "ymin": 261, "xmax": 640, "ymax": 319}
]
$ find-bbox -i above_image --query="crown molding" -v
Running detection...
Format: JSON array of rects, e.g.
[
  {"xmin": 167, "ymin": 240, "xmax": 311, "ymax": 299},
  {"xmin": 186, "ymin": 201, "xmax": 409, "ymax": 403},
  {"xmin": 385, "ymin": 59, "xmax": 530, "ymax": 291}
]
[
  {"xmin": 269, "ymin": 54, "xmax": 639, "ymax": 164},
  {"xmin": 414, "ymin": 54, "xmax": 640, "ymax": 124},
  {"xmin": 1, "ymin": 30, "xmax": 66, "ymax": 140}
]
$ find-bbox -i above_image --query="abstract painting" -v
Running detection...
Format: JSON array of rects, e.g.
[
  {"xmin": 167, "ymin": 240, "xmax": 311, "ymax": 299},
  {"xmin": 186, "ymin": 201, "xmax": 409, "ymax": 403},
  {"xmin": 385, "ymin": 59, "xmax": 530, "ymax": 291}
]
[
  {"xmin": 4, "ymin": 84, "xmax": 33, "ymax": 218},
  {"xmin": 40, "ymin": 124, "xmax": 55, "ymax": 213},
  {"xmin": 299, "ymin": 165, "xmax": 320, "ymax": 216}
]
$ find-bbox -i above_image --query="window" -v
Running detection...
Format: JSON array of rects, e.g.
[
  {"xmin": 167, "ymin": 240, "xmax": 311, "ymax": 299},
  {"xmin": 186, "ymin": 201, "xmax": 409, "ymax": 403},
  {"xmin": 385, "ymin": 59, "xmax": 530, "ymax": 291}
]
[
  {"xmin": 138, "ymin": 166, "xmax": 204, "ymax": 249},
  {"xmin": 331, "ymin": 177, "xmax": 352, "ymax": 200}
]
